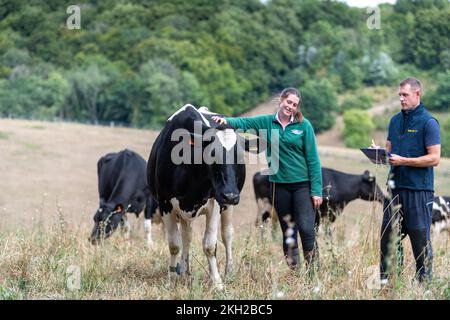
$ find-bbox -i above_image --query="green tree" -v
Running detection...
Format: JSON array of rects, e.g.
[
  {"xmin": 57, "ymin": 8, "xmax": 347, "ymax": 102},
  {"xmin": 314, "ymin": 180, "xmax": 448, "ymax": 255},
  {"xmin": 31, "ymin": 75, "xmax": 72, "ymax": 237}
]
[
  {"xmin": 343, "ymin": 109, "xmax": 375, "ymax": 149},
  {"xmin": 0, "ymin": 66, "xmax": 69, "ymax": 120},
  {"xmin": 423, "ymin": 71, "xmax": 450, "ymax": 111},
  {"xmin": 441, "ymin": 118, "xmax": 450, "ymax": 158},
  {"xmin": 361, "ymin": 52, "xmax": 399, "ymax": 86},
  {"xmin": 330, "ymin": 51, "xmax": 363, "ymax": 91},
  {"xmin": 131, "ymin": 58, "xmax": 206, "ymax": 128},
  {"xmin": 68, "ymin": 64, "xmax": 110, "ymax": 123},
  {"xmin": 301, "ymin": 79, "xmax": 339, "ymax": 133},
  {"xmin": 340, "ymin": 93, "xmax": 373, "ymax": 112}
]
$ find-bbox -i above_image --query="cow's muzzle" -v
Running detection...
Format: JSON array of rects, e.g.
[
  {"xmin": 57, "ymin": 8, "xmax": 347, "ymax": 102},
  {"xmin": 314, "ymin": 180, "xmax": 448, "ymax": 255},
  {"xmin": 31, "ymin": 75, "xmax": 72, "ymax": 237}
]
[{"xmin": 222, "ymin": 193, "xmax": 239, "ymax": 205}]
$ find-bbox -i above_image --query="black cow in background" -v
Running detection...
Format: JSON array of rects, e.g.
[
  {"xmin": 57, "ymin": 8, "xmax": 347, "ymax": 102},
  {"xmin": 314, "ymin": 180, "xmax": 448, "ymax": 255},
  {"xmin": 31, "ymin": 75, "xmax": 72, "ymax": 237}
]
[
  {"xmin": 432, "ymin": 196, "xmax": 450, "ymax": 235},
  {"xmin": 89, "ymin": 149, "xmax": 160, "ymax": 246},
  {"xmin": 253, "ymin": 167, "xmax": 385, "ymax": 233}
]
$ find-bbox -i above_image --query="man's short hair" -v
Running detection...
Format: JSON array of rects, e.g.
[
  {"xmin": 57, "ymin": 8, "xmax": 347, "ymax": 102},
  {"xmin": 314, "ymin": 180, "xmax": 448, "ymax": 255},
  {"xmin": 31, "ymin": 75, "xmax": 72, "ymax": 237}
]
[{"xmin": 400, "ymin": 77, "xmax": 423, "ymax": 92}]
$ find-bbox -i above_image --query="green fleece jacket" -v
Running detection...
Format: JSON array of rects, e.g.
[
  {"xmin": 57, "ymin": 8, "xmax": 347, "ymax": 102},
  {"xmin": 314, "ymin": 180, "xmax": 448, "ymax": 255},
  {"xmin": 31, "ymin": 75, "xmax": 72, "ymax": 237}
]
[{"xmin": 225, "ymin": 114, "xmax": 322, "ymax": 197}]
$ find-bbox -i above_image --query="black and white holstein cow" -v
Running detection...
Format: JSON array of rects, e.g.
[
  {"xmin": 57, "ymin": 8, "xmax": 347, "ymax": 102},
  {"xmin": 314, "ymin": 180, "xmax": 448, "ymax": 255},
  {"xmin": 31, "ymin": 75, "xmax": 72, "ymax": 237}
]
[
  {"xmin": 253, "ymin": 167, "xmax": 385, "ymax": 230},
  {"xmin": 89, "ymin": 149, "xmax": 160, "ymax": 246},
  {"xmin": 432, "ymin": 196, "xmax": 450, "ymax": 235},
  {"xmin": 147, "ymin": 105, "xmax": 255, "ymax": 290}
]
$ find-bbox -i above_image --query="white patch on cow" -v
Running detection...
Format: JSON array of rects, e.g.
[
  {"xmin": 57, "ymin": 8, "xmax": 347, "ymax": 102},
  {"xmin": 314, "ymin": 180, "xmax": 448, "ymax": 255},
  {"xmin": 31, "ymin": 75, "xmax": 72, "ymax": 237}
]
[
  {"xmin": 255, "ymin": 197, "xmax": 278, "ymax": 244},
  {"xmin": 216, "ymin": 129, "xmax": 237, "ymax": 151},
  {"xmin": 167, "ymin": 104, "xmax": 194, "ymax": 121},
  {"xmin": 144, "ymin": 219, "xmax": 152, "ymax": 229},
  {"xmin": 170, "ymin": 197, "xmax": 210, "ymax": 222},
  {"xmin": 432, "ymin": 220, "xmax": 448, "ymax": 235},
  {"xmin": 167, "ymin": 104, "xmax": 212, "ymax": 128},
  {"xmin": 433, "ymin": 200, "xmax": 448, "ymax": 220},
  {"xmin": 438, "ymin": 196, "xmax": 450, "ymax": 212},
  {"xmin": 198, "ymin": 106, "xmax": 217, "ymax": 115},
  {"xmin": 121, "ymin": 215, "xmax": 131, "ymax": 240},
  {"xmin": 195, "ymin": 109, "xmax": 211, "ymax": 127},
  {"xmin": 257, "ymin": 198, "xmax": 272, "ymax": 217},
  {"xmin": 144, "ymin": 219, "xmax": 153, "ymax": 246}
]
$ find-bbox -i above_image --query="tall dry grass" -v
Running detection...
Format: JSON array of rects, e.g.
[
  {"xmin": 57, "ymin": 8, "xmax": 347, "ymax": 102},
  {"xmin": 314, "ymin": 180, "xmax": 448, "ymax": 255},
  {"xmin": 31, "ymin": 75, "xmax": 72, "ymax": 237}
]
[
  {"xmin": 0, "ymin": 206, "xmax": 448, "ymax": 300},
  {"xmin": 1, "ymin": 118, "xmax": 449, "ymax": 300}
]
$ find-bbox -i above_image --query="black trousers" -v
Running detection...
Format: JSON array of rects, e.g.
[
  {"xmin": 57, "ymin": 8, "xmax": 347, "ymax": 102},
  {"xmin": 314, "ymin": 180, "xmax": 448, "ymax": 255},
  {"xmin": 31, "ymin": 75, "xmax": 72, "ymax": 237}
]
[
  {"xmin": 270, "ymin": 181, "xmax": 318, "ymax": 268},
  {"xmin": 380, "ymin": 188, "xmax": 433, "ymax": 282}
]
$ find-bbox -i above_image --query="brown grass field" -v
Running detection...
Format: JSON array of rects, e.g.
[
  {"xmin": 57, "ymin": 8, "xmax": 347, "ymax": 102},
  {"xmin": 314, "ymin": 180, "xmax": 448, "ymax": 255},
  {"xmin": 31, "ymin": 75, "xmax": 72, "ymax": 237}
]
[{"xmin": 0, "ymin": 115, "xmax": 449, "ymax": 300}]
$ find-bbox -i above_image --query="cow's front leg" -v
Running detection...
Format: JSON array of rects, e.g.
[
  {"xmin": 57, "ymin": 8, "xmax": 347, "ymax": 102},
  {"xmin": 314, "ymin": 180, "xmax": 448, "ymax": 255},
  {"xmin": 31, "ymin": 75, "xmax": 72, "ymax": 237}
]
[
  {"xmin": 163, "ymin": 212, "xmax": 181, "ymax": 274},
  {"xmin": 221, "ymin": 205, "xmax": 234, "ymax": 276},
  {"xmin": 144, "ymin": 218, "xmax": 153, "ymax": 246},
  {"xmin": 179, "ymin": 218, "xmax": 192, "ymax": 276},
  {"xmin": 203, "ymin": 199, "xmax": 223, "ymax": 290},
  {"xmin": 120, "ymin": 215, "xmax": 131, "ymax": 240}
]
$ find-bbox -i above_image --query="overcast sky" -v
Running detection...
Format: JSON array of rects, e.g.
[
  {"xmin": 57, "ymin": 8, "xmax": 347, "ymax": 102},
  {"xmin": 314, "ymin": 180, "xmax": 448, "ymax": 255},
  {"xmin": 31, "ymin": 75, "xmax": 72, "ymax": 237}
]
[{"xmin": 341, "ymin": 0, "xmax": 397, "ymax": 7}]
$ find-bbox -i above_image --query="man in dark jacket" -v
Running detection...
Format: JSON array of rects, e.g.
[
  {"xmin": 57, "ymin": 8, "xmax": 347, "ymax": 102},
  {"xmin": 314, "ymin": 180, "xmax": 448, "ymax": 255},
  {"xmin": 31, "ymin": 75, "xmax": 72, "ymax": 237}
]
[{"xmin": 379, "ymin": 77, "xmax": 441, "ymax": 284}]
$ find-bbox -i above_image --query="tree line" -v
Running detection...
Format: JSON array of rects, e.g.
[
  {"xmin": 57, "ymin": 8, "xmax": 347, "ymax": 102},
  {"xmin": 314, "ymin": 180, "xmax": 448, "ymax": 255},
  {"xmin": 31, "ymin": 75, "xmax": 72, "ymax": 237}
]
[{"xmin": 0, "ymin": 0, "xmax": 448, "ymax": 131}]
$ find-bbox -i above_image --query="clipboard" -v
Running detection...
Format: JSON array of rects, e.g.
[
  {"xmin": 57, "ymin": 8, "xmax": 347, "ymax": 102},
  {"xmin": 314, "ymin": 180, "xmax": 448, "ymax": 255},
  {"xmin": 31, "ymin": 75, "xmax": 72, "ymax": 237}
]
[{"xmin": 360, "ymin": 148, "xmax": 391, "ymax": 165}]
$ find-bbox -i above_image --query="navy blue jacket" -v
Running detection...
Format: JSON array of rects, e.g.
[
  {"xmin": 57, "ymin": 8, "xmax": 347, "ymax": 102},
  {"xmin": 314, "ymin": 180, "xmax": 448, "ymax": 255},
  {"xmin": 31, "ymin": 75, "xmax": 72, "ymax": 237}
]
[{"xmin": 387, "ymin": 103, "xmax": 436, "ymax": 191}]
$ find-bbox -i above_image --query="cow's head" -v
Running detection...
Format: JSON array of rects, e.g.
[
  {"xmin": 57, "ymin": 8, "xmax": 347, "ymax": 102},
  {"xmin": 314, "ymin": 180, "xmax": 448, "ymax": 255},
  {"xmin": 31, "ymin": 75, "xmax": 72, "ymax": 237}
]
[
  {"xmin": 189, "ymin": 126, "xmax": 251, "ymax": 206},
  {"xmin": 89, "ymin": 203, "xmax": 125, "ymax": 244},
  {"xmin": 169, "ymin": 106, "xmax": 260, "ymax": 207},
  {"xmin": 207, "ymin": 129, "xmax": 248, "ymax": 206},
  {"xmin": 360, "ymin": 170, "xmax": 385, "ymax": 203}
]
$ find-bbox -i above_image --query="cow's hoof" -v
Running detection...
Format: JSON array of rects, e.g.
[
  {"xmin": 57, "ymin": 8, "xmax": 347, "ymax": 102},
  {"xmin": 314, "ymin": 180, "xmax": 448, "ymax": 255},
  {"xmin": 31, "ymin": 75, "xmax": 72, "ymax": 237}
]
[
  {"xmin": 225, "ymin": 265, "xmax": 233, "ymax": 277},
  {"xmin": 169, "ymin": 263, "xmax": 181, "ymax": 275},
  {"xmin": 214, "ymin": 282, "xmax": 224, "ymax": 291}
]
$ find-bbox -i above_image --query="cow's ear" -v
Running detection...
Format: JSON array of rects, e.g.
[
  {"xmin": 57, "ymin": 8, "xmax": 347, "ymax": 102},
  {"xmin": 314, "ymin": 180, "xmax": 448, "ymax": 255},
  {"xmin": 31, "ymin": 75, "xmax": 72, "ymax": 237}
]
[{"xmin": 363, "ymin": 170, "xmax": 375, "ymax": 182}]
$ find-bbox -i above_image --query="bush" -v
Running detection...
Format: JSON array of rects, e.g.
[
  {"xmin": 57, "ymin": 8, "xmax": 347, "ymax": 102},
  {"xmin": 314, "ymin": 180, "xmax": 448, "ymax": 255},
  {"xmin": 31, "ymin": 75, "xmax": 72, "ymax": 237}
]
[
  {"xmin": 441, "ymin": 118, "xmax": 450, "ymax": 158},
  {"xmin": 343, "ymin": 109, "xmax": 375, "ymax": 149},
  {"xmin": 361, "ymin": 52, "xmax": 399, "ymax": 86},
  {"xmin": 301, "ymin": 79, "xmax": 339, "ymax": 133},
  {"xmin": 372, "ymin": 109, "xmax": 397, "ymax": 131},
  {"xmin": 423, "ymin": 71, "xmax": 450, "ymax": 111},
  {"xmin": 340, "ymin": 93, "xmax": 373, "ymax": 112},
  {"xmin": 331, "ymin": 51, "xmax": 364, "ymax": 91}
]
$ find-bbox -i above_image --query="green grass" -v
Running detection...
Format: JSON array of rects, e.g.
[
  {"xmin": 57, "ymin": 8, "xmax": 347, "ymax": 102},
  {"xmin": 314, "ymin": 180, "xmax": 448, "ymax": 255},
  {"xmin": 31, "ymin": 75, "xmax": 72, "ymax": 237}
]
[{"xmin": 0, "ymin": 131, "xmax": 9, "ymax": 140}]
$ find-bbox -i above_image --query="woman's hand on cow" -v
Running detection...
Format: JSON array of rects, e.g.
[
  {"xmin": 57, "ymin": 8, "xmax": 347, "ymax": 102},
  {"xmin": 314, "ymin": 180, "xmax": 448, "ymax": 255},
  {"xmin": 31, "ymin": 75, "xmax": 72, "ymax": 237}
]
[
  {"xmin": 211, "ymin": 116, "xmax": 227, "ymax": 125},
  {"xmin": 311, "ymin": 196, "xmax": 323, "ymax": 209}
]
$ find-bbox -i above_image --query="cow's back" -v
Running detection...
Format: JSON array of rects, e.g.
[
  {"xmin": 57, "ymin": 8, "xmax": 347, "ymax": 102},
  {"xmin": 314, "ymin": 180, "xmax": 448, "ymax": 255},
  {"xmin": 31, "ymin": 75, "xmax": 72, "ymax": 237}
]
[{"xmin": 99, "ymin": 149, "xmax": 148, "ymax": 207}]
